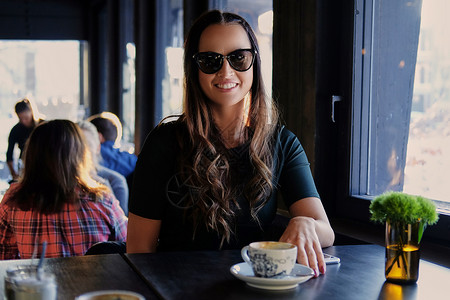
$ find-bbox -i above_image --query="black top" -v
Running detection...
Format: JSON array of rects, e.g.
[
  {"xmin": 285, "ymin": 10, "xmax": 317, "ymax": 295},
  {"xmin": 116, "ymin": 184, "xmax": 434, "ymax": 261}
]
[
  {"xmin": 129, "ymin": 121, "xmax": 319, "ymax": 251},
  {"xmin": 6, "ymin": 122, "xmax": 34, "ymax": 162}
]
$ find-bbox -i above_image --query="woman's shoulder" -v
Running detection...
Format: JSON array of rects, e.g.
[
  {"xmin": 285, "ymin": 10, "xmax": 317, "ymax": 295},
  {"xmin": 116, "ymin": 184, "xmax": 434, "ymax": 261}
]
[
  {"xmin": 150, "ymin": 119, "xmax": 183, "ymax": 138},
  {"xmin": 76, "ymin": 191, "xmax": 127, "ymax": 222},
  {"xmin": 271, "ymin": 124, "xmax": 306, "ymax": 160},
  {"xmin": 1, "ymin": 183, "xmax": 20, "ymax": 205},
  {"xmin": 97, "ymin": 191, "xmax": 116, "ymax": 207},
  {"xmin": 141, "ymin": 119, "xmax": 185, "ymax": 151},
  {"xmin": 274, "ymin": 124, "xmax": 300, "ymax": 145},
  {"xmin": 78, "ymin": 189, "xmax": 115, "ymax": 208},
  {"xmin": 0, "ymin": 184, "xmax": 23, "ymax": 215}
]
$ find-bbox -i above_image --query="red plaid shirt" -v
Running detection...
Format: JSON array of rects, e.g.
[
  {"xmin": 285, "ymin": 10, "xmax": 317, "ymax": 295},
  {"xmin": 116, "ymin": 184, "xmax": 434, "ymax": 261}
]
[{"xmin": 0, "ymin": 184, "xmax": 127, "ymax": 260}]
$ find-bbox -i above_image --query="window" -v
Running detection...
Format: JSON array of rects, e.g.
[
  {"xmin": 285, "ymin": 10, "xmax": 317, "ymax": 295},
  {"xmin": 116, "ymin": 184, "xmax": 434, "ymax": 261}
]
[
  {"xmin": 122, "ymin": 42, "xmax": 136, "ymax": 143},
  {"xmin": 403, "ymin": 0, "xmax": 450, "ymax": 206},
  {"xmin": 161, "ymin": 1, "xmax": 184, "ymax": 118},
  {"xmin": 351, "ymin": 0, "xmax": 450, "ymax": 209},
  {"xmin": 350, "ymin": 0, "xmax": 420, "ymax": 199},
  {"xmin": 121, "ymin": 0, "xmax": 136, "ymax": 144},
  {"xmin": 0, "ymin": 40, "xmax": 84, "ymax": 187},
  {"xmin": 345, "ymin": 0, "xmax": 449, "ymax": 242}
]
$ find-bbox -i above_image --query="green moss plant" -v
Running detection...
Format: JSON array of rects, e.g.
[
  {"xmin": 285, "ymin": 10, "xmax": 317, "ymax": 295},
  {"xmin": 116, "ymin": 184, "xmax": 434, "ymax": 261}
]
[
  {"xmin": 370, "ymin": 191, "xmax": 439, "ymax": 281},
  {"xmin": 369, "ymin": 191, "xmax": 439, "ymax": 225}
]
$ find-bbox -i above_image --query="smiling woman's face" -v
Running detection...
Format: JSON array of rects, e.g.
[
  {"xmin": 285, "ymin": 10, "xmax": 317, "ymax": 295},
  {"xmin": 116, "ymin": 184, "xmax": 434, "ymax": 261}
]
[{"xmin": 197, "ymin": 24, "xmax": 253, "ymax": 109}]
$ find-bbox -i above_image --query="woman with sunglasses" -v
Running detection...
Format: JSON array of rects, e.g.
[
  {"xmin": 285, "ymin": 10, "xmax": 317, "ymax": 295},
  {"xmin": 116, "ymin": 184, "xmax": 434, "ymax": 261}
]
[{"xmin": 127, "ymin": 10, "xmax": 334, "ymax": 277}]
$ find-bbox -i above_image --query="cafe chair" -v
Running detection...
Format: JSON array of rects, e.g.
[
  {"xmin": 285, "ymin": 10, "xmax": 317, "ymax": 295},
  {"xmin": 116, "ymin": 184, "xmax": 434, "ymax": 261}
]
[{"xmin": 85, "ymin": 241, "xmax": 127, "ymax": 255}]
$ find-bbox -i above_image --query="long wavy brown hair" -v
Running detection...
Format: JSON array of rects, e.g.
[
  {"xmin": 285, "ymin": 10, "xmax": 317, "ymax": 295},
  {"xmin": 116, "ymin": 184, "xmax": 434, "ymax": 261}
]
[
  {"xmin": 10, "ymin": 119, "xmax": 108, "ymax": 214},
  {"xmin": 177, "ymin": 10, "xmax": 279, "ymax": 245}
]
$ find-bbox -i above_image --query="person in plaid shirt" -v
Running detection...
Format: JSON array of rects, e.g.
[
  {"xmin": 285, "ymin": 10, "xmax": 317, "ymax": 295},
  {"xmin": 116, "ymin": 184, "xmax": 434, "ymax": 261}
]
[{"xmin": 0, "ymin": 120, "xmax": 127, "ymax": 259}]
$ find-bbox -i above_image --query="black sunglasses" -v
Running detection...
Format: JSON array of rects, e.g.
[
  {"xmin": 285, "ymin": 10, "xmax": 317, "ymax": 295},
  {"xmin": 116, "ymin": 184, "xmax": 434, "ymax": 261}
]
[{"xmin": 193, "ymin": 49, "xmax": 256, "ymax": 74}]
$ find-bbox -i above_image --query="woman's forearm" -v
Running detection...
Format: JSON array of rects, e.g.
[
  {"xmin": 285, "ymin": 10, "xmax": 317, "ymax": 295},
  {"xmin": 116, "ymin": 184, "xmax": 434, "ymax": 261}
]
[{"xmin": 126, "ymin": 213, "xmax": 161, "ymax": 253}]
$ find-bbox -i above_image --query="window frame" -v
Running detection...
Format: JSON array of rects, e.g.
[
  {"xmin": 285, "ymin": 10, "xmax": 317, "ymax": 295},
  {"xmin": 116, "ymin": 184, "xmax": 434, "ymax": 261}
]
[{"xmin": 336, "ymin": 0, "xmax": 450, "ymax": 245}]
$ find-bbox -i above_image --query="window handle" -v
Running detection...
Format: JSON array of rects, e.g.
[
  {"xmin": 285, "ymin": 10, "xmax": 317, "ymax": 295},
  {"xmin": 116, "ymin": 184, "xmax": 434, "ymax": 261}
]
[{"xmin": 331, "ymin": 95, "xmax": 342, "ymax": 123}]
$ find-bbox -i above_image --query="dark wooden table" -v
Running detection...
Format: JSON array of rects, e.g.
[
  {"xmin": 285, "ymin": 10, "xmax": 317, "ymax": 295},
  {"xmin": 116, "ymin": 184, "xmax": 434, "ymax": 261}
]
[
  {"xmin": 0, "ymin": 254, "xmax": 158, "ymax": 300},
  {"xmin": 0, "ymin": 245, "xmax": 448, "ymax": 299},
  {"xmin": 124, "ymin": 244, "xmax": 450, "ymax": 300}
]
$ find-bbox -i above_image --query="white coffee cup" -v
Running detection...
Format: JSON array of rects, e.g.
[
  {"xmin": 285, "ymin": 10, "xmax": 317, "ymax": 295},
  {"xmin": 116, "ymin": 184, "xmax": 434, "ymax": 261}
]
[{"xmin": 241, "ymin": 241, "xmax": 297, "ymax": 278}]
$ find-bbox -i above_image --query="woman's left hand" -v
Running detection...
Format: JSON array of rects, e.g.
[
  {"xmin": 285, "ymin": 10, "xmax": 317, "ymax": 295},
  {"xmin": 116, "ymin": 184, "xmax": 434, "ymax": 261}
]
[{"xmin": 279, "ymin": 216, "xmax": 325, "ymax": 277}]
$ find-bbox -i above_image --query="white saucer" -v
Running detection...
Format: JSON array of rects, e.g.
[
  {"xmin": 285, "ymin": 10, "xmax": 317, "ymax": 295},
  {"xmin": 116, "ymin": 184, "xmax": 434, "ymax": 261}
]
[{"xmin": 230, "ymin": 262, "xmax": 314, "ymax": 290}]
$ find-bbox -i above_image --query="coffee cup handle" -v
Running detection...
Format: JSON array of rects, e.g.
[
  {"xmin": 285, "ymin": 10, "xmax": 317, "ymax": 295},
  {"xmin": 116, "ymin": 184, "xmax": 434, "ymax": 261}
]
[{"xmin": 241, "ymin": 246, "xmax": 251, "ymax": 265}]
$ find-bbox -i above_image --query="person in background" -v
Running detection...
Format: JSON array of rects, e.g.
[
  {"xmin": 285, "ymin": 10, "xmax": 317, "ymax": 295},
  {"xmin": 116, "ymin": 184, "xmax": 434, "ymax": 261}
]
[
  {"xmin": 127, "ymin": 10, "xmax": 334, "ymax": 277},
  {"xmin": 6, "ymin": 99, "xmax": 40, "ymax": 182},
  {"xmin": 89, "ymin": 114, "xmax": 137, "ymax": 180},
  {"xmin": 78, "ymin": 120, "xmax": 129, "ymax": 215},
  {"xmin": 0, "ymin": 120, "xmax": 127, "ymax": 260}
]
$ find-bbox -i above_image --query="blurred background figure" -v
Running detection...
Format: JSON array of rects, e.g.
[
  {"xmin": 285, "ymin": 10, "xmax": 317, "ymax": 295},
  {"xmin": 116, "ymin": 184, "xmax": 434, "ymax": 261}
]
[
  {"xmin": 6, "ymin": 99, "xmax": 41, "ymax": 182},
  {"xmin": 88, "ymin": 112, "xmax": 137, "ymax": 188},
  {"xmin": 0, "ymin": 120, "xmax": 127, "ymax": 259},
  {"xmin": 78, "ymin": 120, "xmax": 129, "ymax": 215}
]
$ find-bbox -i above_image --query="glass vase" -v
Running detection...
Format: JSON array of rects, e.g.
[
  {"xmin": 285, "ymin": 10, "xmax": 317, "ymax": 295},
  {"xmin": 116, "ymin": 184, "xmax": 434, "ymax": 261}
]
[{"xmin": 385, "ymin": 221, "xmax": 424, "ymax": 284}]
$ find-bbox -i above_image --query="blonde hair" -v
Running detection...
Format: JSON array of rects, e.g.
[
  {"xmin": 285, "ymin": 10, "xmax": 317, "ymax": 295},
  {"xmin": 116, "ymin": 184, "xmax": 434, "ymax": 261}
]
[{"xmin": 78, "ymin": 120, "xmax": 101, "ymax": 167}]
